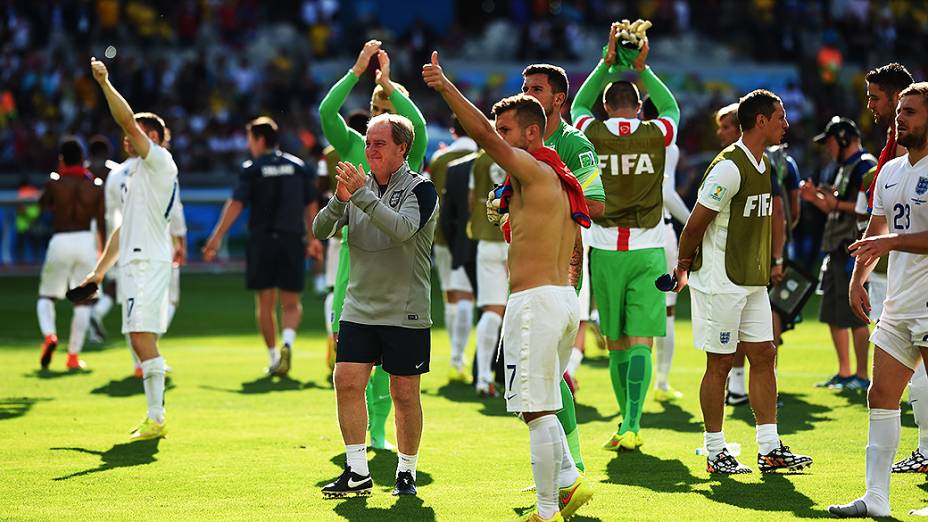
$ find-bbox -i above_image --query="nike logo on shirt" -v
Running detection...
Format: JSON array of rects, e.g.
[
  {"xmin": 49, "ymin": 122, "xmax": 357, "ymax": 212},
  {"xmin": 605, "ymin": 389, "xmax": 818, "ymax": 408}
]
[{"xmin": 885, "ymin": 183, "xmax": 899, "ymax": 189}]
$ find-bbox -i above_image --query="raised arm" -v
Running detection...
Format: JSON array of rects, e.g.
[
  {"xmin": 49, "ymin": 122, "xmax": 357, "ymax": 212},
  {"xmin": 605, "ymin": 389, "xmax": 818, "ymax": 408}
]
[
  {"xmin": 375, "ymin": 50, "xmax": 428, "ymax": 171},
  {"xmin": 319, "ymin": 41, "xmax": 381, "ymax": 155},
  {"xmin": 91, "ymin": 58, "xmax": 150, "ymax": 159},
  {"xmin": 571, "ymin": 24, "xmax": 625, "ymax": 123},
  {"xmin": 422, "ymin": 52, "xmax": 541, "ymax": 185}
]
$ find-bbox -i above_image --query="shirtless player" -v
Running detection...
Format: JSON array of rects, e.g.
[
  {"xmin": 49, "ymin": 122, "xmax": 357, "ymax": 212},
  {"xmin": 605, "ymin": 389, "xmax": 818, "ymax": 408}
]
[{"xmin": 424, "ymin": 51, "xmax": 593, "ymax": 522}]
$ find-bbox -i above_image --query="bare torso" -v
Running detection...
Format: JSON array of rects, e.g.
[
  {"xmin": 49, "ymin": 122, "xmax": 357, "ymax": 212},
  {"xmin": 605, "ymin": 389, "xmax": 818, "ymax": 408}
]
[
  {"xmin": 40, "ymin": 175, "xmax": 105, "ymax": 233},
  {"xmin": 506, "ymin": 161, "xmax": 577, "ymax": 293}
]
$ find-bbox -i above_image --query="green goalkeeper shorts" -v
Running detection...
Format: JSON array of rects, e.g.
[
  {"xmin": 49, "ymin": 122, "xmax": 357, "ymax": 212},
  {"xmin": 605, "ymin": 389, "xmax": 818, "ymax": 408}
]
[{"xmin": 590, "ymin": 247, "xmax": 666, "ymax": 340}]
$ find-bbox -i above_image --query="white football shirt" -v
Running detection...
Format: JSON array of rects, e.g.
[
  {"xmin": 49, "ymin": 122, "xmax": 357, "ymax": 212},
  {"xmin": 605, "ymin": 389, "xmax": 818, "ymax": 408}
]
[
  {"xmin": 117, "ymin": 140, "xmax": 179, "ymax": 265},
  {"xmin": 871, "ymin": 154, "xmax": 928, "ymax": 319}
]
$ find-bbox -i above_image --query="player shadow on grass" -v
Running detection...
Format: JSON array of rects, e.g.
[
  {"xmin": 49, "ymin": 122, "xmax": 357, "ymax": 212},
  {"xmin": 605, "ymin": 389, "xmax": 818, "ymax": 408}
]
[
  {"xmin": 427, "ymin": 383, "xmax": 511, "ymax": 417},
  {"xmin": 640, "ymin": 401, "xmax": 703, "ymax": 433},
  {"xmin": 0, "ymin": 397, "xmax": 52, "ymax": 421},
  {"xmin": 25, "ymin": 368, "xmax": 94, "ymax": 379},
  {"xmin": 726, "ymin": 392, "xmax": 831, "ymax": 435},
  {"xmin": 331, "ymin": 494, "xmax": 437, "ymax": 521},
  {"xmin": 50, "ymin": 438, "xmax": 160, "ymax": 481},
  {"xmin": 605, "ymin": 452, "xmax": 822, "ymax": 518},
  {"xmin": 198, "ymin": 375, "xmax": 327, "ymax": 395},
  {"xmin": 90, "ymin": 376, "xmax": 175, "ymax": 397}
]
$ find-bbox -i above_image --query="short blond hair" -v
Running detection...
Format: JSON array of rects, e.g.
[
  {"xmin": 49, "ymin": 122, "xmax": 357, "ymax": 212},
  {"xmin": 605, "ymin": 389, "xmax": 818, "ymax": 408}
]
[
  {"xmin": 715, "ymin": 102, "xmax": 740, "ymax": 127},
  {"xmin": 900, "ymin": 81, "xmax": 928, "ymax": 107},
  {"xmin": 372, "ymin": 81, "xmax": 410, "ymax": 103}
]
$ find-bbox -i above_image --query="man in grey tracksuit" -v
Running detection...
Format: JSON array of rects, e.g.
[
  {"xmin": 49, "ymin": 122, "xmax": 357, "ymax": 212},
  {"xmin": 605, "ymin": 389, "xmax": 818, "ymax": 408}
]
[{"xmin": 314, "ymin": 113, "xmax": 438, "ymax": 498}]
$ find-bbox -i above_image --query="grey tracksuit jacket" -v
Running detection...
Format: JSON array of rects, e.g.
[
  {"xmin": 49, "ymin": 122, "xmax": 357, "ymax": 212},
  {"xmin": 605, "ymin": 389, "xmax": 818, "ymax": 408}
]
[{"xmin": 312, "ymin": 162, "xmax": 438, "ymax": 328}]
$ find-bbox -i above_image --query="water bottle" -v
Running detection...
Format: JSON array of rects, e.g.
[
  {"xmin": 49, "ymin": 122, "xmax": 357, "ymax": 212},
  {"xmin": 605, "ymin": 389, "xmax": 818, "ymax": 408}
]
[{"xmin": 696, "ymin": 442, "xmax": 741, "ymax": 457}]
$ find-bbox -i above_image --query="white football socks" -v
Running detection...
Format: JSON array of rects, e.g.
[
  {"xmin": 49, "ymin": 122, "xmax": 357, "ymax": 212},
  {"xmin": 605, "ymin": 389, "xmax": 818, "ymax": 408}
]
[
  {"xmin": 444, "ymin": 300, "xmax": 458, "ymax": 362},
  {"xmin": 528, "ymin": 415, "xmax": 562, "ymax": 519},
  {"xmin": 140, "ymin": 356, "xmax": 166, "ymax": 423},
  {"xmin": 910, "ymin": 365, "xmax": 928, "ymax": 457},
  {"xmin": 282, "ymin": 328, "xmax": 296, "ymax": 347},
  {"xmin": 704, "ymin": 431, "xmax": 726, "ymax": 460},
  {"xmin": 862, "ymin": 408, "xmax": 899, "ymax": 516},
  {"xmin": 566, "ymin": 347, "xmax": 584, "ymax": 379},
  {"xmin": 345, "ymin": 443, "xmax": 369, "ymax": 476},
  {"xmin": 268, "ymin": 347, "xmax": 278, "ymax": 366},
  {"xmin": 655, "ymin": 315, "xmax": 675, "ymax": 389},
  {"xmin": 756, "ymin": 424, "xmax": 779, "ymax": 455},
  {"xmin": 68, "ymin": 305, "xmax": 91, "ymax": 355},
  {"xmin": 728, "ymin": 366, "xmax": 747, "ymax": 395},
  {"xmin": 93, "ymin": 292, "xmax": 113, "ymax": 322},
  {"xmin": 476, "ymin": 311, "xmax": 502, "ymax": 385},
  {"xmin": 452, "ymin": 299, "xmax": 473, "ymax": 369},
  {"xmin": 37, "ymin": 298, "xmax": 56, "ymax": 337},
  {"xmin": 397, "ymin": 452, "xmax": 419, "ymax": 480},
  {"xmin": 323, "ymin": 292, "xmax": 334, "ymax": 336}
]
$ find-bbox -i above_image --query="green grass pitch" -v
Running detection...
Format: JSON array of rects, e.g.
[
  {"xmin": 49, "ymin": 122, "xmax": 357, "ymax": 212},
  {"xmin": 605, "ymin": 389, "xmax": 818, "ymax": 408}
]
[{"xmin": 1, "ymin": 273, "xmax": 927, "ymax": 521}]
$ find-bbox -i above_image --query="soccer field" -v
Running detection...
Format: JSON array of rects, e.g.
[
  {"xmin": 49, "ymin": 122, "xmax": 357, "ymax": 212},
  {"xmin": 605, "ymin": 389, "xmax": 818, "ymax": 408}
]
[{"xmin": 1, "ymin": 273, "xmax": 925, "ymax": 521}]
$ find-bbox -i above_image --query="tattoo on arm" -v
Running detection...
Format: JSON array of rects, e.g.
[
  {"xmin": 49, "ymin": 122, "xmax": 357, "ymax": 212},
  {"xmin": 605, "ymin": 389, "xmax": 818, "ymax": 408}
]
[{"xmin": 569, "ymin": 230, "xmax": 583, "ymax": 289}]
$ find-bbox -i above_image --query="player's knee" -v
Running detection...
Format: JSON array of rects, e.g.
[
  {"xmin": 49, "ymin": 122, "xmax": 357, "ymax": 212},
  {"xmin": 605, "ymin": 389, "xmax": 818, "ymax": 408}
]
[
  {"xmin": 333, "ymin": 368, "xmax": 366, "ymax": 395},
  {"xmin": 390, "ymin": 379, "xmax": 420, "ymax": 408},
  {"xmin": 707, "ymin": 353, "xmax": 735, "ymax": 377},
  {"xmin": 746, "ymin": 342, "xmax": 777, "ymax": 368},
  {"xmin": 867, "ymin": 381, "xmax": 898, "ymax": 410}
]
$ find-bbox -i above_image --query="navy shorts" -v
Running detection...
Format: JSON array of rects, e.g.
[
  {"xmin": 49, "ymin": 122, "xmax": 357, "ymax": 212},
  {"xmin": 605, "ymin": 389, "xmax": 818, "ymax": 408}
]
[{"xmin": 246, "ymin": 231, "xmax": 306, "ymax": 292}]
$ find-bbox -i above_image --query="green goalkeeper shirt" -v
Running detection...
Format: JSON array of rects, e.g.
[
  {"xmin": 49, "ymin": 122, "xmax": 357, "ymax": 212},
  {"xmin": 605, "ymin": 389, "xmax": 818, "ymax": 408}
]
[{"xmin": 545, "ymin": 120, "xmax": 605, "ymax": 202}]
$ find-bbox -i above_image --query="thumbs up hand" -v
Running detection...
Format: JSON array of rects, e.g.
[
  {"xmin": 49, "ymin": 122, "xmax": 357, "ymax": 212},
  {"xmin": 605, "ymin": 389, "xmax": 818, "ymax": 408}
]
[{"xmin": 422, "ymin": 51, "xmax": 447, "ymax": 93}]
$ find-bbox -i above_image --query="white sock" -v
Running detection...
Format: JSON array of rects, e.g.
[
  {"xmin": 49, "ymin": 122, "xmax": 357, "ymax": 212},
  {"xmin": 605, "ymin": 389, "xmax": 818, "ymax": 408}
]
[
  {"xmin": 452, "ymin": 299, "xmax": 473, "ymax": 368},
  {"xmin": 728, "ymin": 367, "xmax": 746, "ymax": 395},
  {"xmin": 862, "ymin": 408, "xmax": 899, "ymax": 516},
  {"xmin": 910, "ymin": 366, "xmax": 928, "ymax": 456},
  {"xmin": 756, "ymin": 423, "xmax": 779, "ymax": 455},
  {"xmin": 282, "ymin": 328, "xmax": 296, "ymax": 347},
  {"xmin": 704, "ymin": 431, "xmax": 726, "ymax": 460},
  {"xmin": 476, "ymin": 311, "xmax": 502, "ymax": 385},
  {"xmin": 37, "ymin": 298, "xmax": 56, "ymax": 337},
  {"xmin": 528, "ymin": 415, "xmax": 562, "ymax": 519},
  {"xmin": 166, "ymin": 302, "xmax": 177, "ymax": 329},
  {"xmin": 68, "ymin": 305, "xmax": 91, "ymax": 355},
  {"xmin": 268, "ymin": 347, "xmax": 278, "ymax": 366},
  {"xmin": 557, "ymin": 422, "xmax": 580, "ymax": 488},
  {"xmin": 93, "ymin": 293, "xmax": 113, "ymax": 321},
  {"xmin": 323, "ymin": 292, "xmax": 334, "ymax": 336},
  {"xmin": 566, "ymin": 347, "xmax": 584, "ymax": 379},
  {"xmin": 444, "ymin": 300, "xmax": 458, "ymax": 361},
  {"xmin": 655, "ymin": 315, "xmax": 675, "ymax": 389},
  {"xmin": 345, "ymin": 443, "xmax": 369, "ymax": 476},
  {"xmin": 397, "ymin": 451, "xmax": 419, "ymax": 480},
  {"xmin": 140, "ymin": 356, "xmax": 166, "ymax": 423}
]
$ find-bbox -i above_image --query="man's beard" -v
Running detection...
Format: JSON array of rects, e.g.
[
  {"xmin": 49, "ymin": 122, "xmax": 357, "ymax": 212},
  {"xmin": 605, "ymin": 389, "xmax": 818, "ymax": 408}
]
[{"xmin": 897, "ymin": 125, "xmax": 928, "ymax": 149}]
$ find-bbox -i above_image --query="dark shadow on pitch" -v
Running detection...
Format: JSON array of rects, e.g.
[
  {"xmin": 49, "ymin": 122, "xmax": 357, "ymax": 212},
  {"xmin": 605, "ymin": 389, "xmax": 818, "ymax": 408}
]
[
  {"xmin": 574, "ymin": 401, "xmax": 616, "ymax": 425},
  {"xmin": 641, "ymin": 401, "xmax": 702, "ymax": 433},
  {"xmin": 331, "ymin": 494, "xmax": 436, "ymax": 522},
  {"xmin": 318, "ymin": 452, "xmax": 434, "ymax": 489},
  {"xmin": 727, "ymin": 392, "xmax": 831, "ymax": 435},
  {"xmin": 427, "ymin": 383, "xmax": 510, "ymax": 417},
  {"xmin": 706, "ymin": 473, "xmax": 828, "ymax": 519},
  {"xmin": 50, "ymin": 438, "xmax": 160, "ymax": 480},
  {"xmin": 199, "ymin": 375, "xmax": 315, "ymax": 395},
  {"xmin": 25, "ymin": 368, "xmax": 93, "ymax": 379},
  {"xmin": 834, "ymin": 386, "xmax": 869, "ymax": 407},
  {"xmin": 0, "ymin": 397, "xmax": 52, "ymax": 421},
  {"xmin": 605, "ymin": 452, "xmax": 823, "ymax": 518},
  {"xmin": 91, "ymin": 376, "xmax": 175, "ymax": 397}
]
